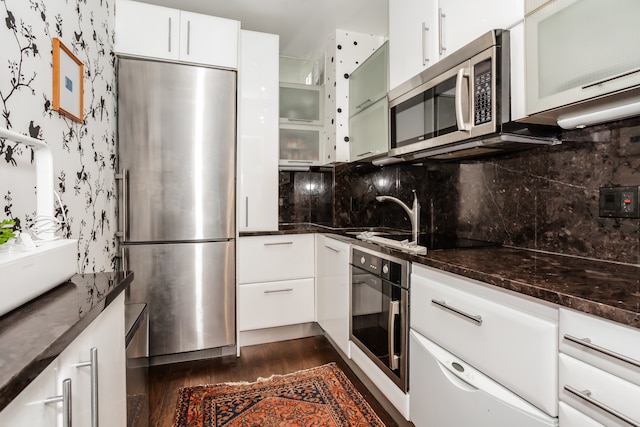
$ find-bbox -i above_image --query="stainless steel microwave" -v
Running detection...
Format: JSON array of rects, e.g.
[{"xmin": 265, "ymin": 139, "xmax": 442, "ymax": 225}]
[{"xmin": 388, "ymin": 30, "xmax": 558, "ymax": 160}]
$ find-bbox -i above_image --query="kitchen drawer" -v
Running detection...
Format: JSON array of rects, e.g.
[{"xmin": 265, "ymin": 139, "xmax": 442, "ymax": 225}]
[
  {"xmin": 238, "ymin": 234, "xmax": 314, "ymax": 283},
  {"xmin": 559, "ymin": 402, "xmax": 605, "ymax": 427},
  {"xmin": 238, "ymin": 278, "xmax": 315, "ymax": 331},
  {"xmin": 559, "ymin": 353, "xmax": 640, "ymax": 427},
  {"xmin": 560, "ymin": 307, "xmax": 640, "ymax": 387},
  {"xmin": 411, "ymin": 265, "xmax": 558, "ymax": 416}
]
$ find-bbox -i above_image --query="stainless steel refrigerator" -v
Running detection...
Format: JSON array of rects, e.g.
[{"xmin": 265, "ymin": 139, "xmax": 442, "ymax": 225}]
[{"xmin": 117, "ymin": 57, "xmax": 236, "ymax": 359}]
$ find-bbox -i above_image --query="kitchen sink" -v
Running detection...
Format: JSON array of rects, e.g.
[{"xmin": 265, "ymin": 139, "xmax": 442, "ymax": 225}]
[{"xmin": 0, "ymin": 239, "xmax": 77, "ymax": 317}]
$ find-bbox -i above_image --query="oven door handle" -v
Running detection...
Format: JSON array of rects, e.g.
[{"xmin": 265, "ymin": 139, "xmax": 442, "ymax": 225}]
[{"xmin": 388, "ymin": 300, "xmax": 400, "ymax": 371}]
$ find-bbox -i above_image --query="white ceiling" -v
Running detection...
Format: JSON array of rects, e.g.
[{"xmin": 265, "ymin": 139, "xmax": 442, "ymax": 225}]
[{"xmin": 135, "ymin": 0, "xmax": 389, "ymax": 59}]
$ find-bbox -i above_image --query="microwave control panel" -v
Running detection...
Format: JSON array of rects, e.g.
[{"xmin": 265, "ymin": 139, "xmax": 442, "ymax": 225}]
[{"xmin": 474, "ymin": 59, "xmax": 492, "ymax": 126}]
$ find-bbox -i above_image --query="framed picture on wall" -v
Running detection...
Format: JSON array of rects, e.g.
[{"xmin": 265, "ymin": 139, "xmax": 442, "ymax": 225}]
[{"xmin": 52, "ymin": 38, "xmax": 84, "ymax": 123}]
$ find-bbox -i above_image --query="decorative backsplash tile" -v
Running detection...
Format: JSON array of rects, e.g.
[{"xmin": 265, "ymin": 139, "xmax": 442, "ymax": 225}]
[{"xmin": 0, "ymin": 0, "xmax": 117, "ymax": 272}]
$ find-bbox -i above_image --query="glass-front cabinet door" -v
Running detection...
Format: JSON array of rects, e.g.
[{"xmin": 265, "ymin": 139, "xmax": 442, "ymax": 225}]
[
  {"xmin": 525, "ymin": 0, "xmax": 640, "ymax": 115},
  {"xmin": 279, "ymin": 124, "xmax": 322, "ymax": 167},
  {"xmin": 349, "ymin": 98, "xmax": 388, "ymax": 161},
  {"xmin": 279, "ymin": 83, "xmax": 323, "ymax": 125}
]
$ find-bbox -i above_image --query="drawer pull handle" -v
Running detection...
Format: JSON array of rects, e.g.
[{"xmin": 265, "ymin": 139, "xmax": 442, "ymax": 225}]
[
  {"xmin": 264, "ymin": 288, "xmax": 294, "ymax": 294},
  {"xmin": 325, "ymin": 245, "xmax": 340, "ymax": 253},
  {"xmin": 264, "ymin": 241, "xmax": 294, "ymax": 246},
  {"xmin": 564, "ymin": 385, "xmax": 640, "ymax": 427},
  {"xmin": 564, "ymin": 334, "xmax": 640, "ymax": 368},
  {"xmin": 431, "ymin": 299, "xmax": 482, "ymax": 324},
  {"xmin": 44, "ymin": 378, "xmax": 72, "ymax": 427}
]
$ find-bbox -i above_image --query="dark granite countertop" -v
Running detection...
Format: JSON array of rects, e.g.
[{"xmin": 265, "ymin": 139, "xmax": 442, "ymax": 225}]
[
  {"xmin": 0, "ymin": 271, "xmax": 133, "ymax": 412},
  {"xmin": 242, "ymin": 224, "xmax": 640, "ymax": 330}
]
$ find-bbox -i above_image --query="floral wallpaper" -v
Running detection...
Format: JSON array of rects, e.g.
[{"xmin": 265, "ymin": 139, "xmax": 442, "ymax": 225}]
[{"xmin": 0, "ymin": 0, "xmax": 117, "ymax": 272}]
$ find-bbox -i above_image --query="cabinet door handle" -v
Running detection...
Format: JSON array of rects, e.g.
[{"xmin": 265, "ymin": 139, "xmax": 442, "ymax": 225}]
[
  {"xmin": 422, "ymin": 22, "xmax": 429, "ymax": 65},
  {"xmin": 454, "ymin": 68, "xmax": 471, "ymax": 131},
  {"xmin": 168, "ymin": 17, "xmax": 172, "ymax": 52},
  {"xmin": 187, "ymin": 20, "xmax": 191, "ymax": 55},
  {"xmin": 355, "ymin": 99, "xmax": 372, "ymax": 110},
  {"xmin": 264, "ymin": 288, "xmax": 294, "ymax": 294},
  {"xmin": 287, "ymin": 118, "xmax": 314, "ymax": 123},
  {"xmin": 325, "ymin": 245, "xmax": 340, "ymax": 253},
  {"xmin": 44, "ymin": 378, "xmax": 72, "ymax": 427},
  {"xmin": 245, "ymin": 196, "xmax": 249, "ymax": 228},
  {"xmin": 563, "ymin": 334, "xmax": 640, "ymax": 368},
  {"xmin": 432, "ymin": 299, "xmax": 482, "ymax": 324},
  {"xmin": 120, "ymin": 246, "xmax": 129, "ymax": 273},
  {"xmin": 76, "ymin": 347, "xmax": 99, "ymax": 427},
  {"xmin": 388, "ymin": 300, "xmax": 400, "ymax": 370},
  {"xmin": 582, "ymin": 66, "xmax": 640, "ymax": 90},
  {"xmin": 286, "ymin": 160, "xmax": 313, "ymax": 164},
  {"xmin": 115, "ymin": 169, "xmax": 128, "ymax": 242},
  {"xmin": 264, "ymin": 241, "xmax": 294, "ymax": 246},
  {"xmin": 357, "ymin": 151, "xmax": 373, "ymax": 158},
  {"xmin": 438, "ymin": 8, "xmax": 446, "ymax": 55},
  {"xmin": 564, "ymin": 385, "xmax": 640, "ymax": 427}
]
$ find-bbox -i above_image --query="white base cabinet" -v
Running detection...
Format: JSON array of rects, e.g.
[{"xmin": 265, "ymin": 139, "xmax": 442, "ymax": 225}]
[
  {"xmin": 315, "ymin": 235, "xmax": 350, "ymax": 356},
  {"xmin": 0, "ymin": 292, "xmax": 126, "ymax": 426},
  {"xmin": 238, "ymin": 235, "xmax": 315, "ymax": 332}
]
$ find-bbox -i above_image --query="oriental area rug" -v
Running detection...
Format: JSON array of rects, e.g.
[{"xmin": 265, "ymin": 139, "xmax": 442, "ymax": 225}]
[{"xmin": 173, "ymin": 362, "xmax": 386, "ymax": 427}]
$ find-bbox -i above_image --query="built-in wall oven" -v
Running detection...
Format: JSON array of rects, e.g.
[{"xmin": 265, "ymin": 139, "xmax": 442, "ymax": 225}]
[{"xmin": 350, "ymin": 246, "xmax": 410, "ymax": 392}]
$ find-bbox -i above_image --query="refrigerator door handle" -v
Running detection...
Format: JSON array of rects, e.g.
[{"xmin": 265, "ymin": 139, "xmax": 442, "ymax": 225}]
[
  {"xmin": 115, "ymin": 169, "xmax": 128, "ymax": 242},
  {"xmin": 120, "ymin": 246, "xmax": 129, "ymax": 273}
]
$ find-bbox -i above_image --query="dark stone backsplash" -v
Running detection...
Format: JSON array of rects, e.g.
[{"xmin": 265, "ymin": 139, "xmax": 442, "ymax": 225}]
[{"xmin": 280, "ymin": 116, "xmax": 640, "ymax": 264}]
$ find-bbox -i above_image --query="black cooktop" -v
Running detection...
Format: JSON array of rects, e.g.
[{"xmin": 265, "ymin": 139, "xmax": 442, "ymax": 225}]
[{"xmin": 383, "ymin": 232, "xmax": 497, "ymax": 250}]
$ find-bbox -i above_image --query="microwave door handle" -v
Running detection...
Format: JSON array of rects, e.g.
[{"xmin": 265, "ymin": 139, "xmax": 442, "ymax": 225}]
[{"xmin": 455, "ymin": 68, "xmax": 471, "ymax": 131}]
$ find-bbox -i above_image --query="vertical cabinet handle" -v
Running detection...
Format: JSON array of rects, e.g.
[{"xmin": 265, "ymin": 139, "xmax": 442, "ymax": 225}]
[
  {"xmin": 115, "ymin": 169, "xmax": 128, "ymax": 242},
  {"xmin": 388, "ymin": 300, "xmax": 400, "ymax": 370},
  {"xmin": 120, "ymin": 246, "xmax": 129, "ymax": 273},
  {"xmin": 44, "ymin": 378, "xmax": 72, "ymax": 427},
  {"xmin": 422, "ymin": 21, "xmax": 429, "ymax": 66},
  {"xmin": 438, "ymin": 8, "xmax": 446, "ymax": 56},
  {"xmin": 245, "ymin": 196, "xmax": 249, "ymax": 228},
  {"xmin": 187, "ymin": 20, "xmax": 191, "ymax": 55},
  {"xmin": 76, "ymin": 347, "xmax": 99, "ymax": 427},
  {"xmin": 168, "ymin": 17, "xmax": 172, "ymax": 52}
]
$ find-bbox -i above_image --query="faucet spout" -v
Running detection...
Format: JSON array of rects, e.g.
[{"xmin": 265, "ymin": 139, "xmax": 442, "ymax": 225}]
[{"xmin": 376, "ymin": 190, "xmax": 420, "ymax": 243}]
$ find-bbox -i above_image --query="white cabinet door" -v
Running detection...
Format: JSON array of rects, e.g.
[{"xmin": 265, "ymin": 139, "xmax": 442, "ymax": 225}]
[
  {"xmin": 238, "ymin": 234, "xmax": 315, "ymax": 284},
  {"xmin": 316, "ymin": 235, "xmax": 350, "ymax": 356},
  {"xmin": 238, "ymin": 30, "xmax": 279, "ymax": 232},
  {"xmin": 57, "ymin": 293, "xmax": 126, "ymax": 427},
  {"xmin": 238, "ymin": 278, "xmax": 315, "ymax": 331},
  {"xmin": 115, "ymin": 1, "xmax": 180, "ymax": 61},
  {"xmin": 388, "ymin": 0, "xmax": 438, "ymax": 90},
  {"xmin": 0, "ymin": 360, "xmax": 60, "ymax": 426},
  {"xmin": 179, "ymin": 11, "xmax": 239, "ymax": 68},
  {"xmin": 438, "ymin": 0, "xmax": 524, "ymax": 59}
]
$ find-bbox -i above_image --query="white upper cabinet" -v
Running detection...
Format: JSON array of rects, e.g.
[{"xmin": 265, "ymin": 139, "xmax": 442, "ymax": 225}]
[
  {"xmin": 238, "ymin": 30, "xmax": 279, "ymax": 232},
  {"xmin": 178, "ymin": 11, "xmax": 239, "ymax": 69},
  {"xmin": 115, "ymin": 0, "xmax": 239, "ymax": 69},
  {"xmin": 389, "ymin": 0, "xmax": 524, "ymax": 91},
  {"xmin": 115, "ymin": 1, "xmax": 180, "ymax": 61}
]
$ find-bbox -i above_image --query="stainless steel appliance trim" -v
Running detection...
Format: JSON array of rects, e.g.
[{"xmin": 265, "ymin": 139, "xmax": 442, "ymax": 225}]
[
  {"xmin": 431, "ymin": 299, "xmax": 483, "ymax": 324},
  {"xmin": 388, "ymin": 300, "xmax": 400, "ymax": 370},
  {"xmin": 563, "ymin": 334, "xmax": 640, "ymax": 368},
  {"xmin": 564, "ymin": 385, "xmax": 640, "ymax": 427},
  {"xmin": 115, "ymin": 170, "xmax": 127, "ymax": 241},
  {"xmin": 75, "ymin": 347, "xmax": 99, "ymax": 427},
  {"xmin": 44, "ymin": 378, "xmax": 72, "ymax": 427}
]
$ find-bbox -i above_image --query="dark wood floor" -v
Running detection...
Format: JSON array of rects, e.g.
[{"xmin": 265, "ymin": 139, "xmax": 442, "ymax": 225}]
[{"xmin": 149, "ymin": 335, "xmax": 400, "ymax": 426}]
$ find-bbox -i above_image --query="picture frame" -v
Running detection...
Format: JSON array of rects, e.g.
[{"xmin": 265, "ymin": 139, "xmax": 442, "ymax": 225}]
[{"xmin": 52, "ymin": 38, "xmax": 84, "ymax": 123}]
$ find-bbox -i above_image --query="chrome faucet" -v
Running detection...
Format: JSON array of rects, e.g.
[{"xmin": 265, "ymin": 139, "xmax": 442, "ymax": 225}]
[{"xmin": 376, "ymin": 190, "xmax": 421, "ymax": 243}]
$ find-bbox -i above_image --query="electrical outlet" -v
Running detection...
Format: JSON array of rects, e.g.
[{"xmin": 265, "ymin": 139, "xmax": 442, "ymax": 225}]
[{"xmin": 599, "ymin": 186, "xmax": 640, "ymax": 218}]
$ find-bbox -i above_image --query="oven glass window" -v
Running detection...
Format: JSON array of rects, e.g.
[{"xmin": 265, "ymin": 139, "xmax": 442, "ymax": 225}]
[{"xmin": 351, "ymin": 266, "xmax": 402, "ymax": 378}]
